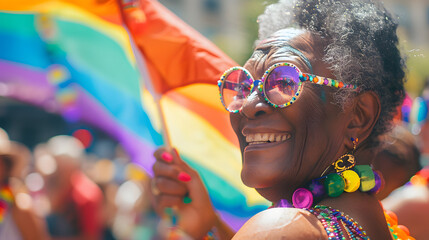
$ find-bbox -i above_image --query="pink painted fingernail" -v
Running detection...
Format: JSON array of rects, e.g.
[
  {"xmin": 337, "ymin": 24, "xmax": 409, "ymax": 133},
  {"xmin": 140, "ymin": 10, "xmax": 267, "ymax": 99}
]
[
  {"xmin": 178, "ymin": 172, "xmax": 191, "ymax": 182},
  {"xmin": 161, "ymin": 152, "xmax": 173, "ymax": 162}
]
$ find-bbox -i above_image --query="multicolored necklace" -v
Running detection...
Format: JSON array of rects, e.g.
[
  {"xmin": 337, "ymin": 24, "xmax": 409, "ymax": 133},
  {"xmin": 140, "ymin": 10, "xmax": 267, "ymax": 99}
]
[
  {"xmin": 409, "ymin": 168, "xmax": 429, "ymax": 186},
  {"xmin": 384, "ymin": 209, "xmax": 415, "ymax": 240},
  {"xmin": 273, "ymin": 165, "xmax": 416, "ymax": 239},
  {"xmin": 309, "ymin": 205, "xmax": 369, "ymax": 240},
  {"xmin": 0, "ymin": 185, "xmax": 13, "ymax": 223}
]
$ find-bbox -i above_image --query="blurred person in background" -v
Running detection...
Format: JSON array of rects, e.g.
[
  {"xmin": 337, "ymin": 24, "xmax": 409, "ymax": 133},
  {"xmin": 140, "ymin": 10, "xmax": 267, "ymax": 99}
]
[
  {"xmin": 43, "ymin": 135, "xmax": 103, "ymax": 240},
  {"xmin": 373, "ymin": 124, "xmax": 421, "ymax": 200},
  {"xmin": 381, "ymin": 82, "xmax": 429, "ymax": 239},
  {"xmin": 382, "ymin": 156, "xmax": 429, "ymax": 239},
  {"xmin": 419, "ymin": 76, "xmax": 429, "ymax": 166},
  {"xmin": 0, "ymin": 128, "xmax": 47, "ymax": 240}
]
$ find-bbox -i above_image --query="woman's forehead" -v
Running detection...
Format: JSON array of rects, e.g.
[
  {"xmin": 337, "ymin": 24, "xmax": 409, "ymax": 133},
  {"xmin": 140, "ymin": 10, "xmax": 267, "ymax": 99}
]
[{"xmin": 245, "ymin": 31, "xmax": 332, "ymax": 79}]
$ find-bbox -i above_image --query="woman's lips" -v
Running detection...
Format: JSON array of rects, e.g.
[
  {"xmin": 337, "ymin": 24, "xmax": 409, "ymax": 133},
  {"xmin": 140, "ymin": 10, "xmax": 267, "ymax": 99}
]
[
  {"xmin": 243, "ymin": 132, "xmax": 291, "ymax": 145},
  {"xmin": 244, "ymin": 140, "xmax": 287, "ymax": 151},
  {"xmin": 245, "ymin": 132, "xmax": 291, "ymax": 144},
  {"xmin": 243, "ymin": 132, "xmax": 292, "ymax": 151}
]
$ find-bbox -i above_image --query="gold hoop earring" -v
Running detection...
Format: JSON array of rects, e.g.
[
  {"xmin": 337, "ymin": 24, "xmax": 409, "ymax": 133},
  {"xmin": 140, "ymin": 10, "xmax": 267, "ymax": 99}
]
[{"xmin": 332, "ymin": 137, "xmax": 358, "ymax": 172}]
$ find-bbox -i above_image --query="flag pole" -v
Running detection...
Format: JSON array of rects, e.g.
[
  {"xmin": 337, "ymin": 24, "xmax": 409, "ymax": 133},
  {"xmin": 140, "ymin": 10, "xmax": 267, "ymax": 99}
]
[
  {"xmin": 117, "ymin": 0, "xmax": 172, "ymax": 150},
  {"xmin": 129, "ymin": 32, "xmax": 172, "ymax": 150}
]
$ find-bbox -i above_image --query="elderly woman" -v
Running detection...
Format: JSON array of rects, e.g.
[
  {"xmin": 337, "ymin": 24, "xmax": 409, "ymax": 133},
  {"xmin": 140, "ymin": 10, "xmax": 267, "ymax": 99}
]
[{"xmin": 152, "ymin": 0, "xmax": 410, "ymax": 239}]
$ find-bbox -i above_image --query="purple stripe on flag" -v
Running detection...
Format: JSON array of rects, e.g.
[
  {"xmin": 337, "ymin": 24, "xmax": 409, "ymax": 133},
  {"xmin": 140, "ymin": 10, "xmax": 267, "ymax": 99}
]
[
  {"xmin": 0, "ymin": 60, "xmax": 156, "ymax": 174},
  {"xmin": 75, "ymin": 87, "xmax": 156, "ymax": 174}
]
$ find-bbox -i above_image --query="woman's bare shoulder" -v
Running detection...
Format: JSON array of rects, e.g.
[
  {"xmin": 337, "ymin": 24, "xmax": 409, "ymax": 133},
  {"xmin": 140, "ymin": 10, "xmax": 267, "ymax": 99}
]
[{"xmin": 233, "ymin": 207, "xmax": 328, "ymax": 240}]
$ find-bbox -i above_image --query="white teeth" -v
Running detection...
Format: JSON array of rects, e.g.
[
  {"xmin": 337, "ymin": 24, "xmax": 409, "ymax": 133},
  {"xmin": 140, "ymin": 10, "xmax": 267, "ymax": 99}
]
[
  {"xmin": 245, "ymin": 133, "xmax": 291, "ymax": 144},
  {"xmin": 269, "ymin": 134, "xmax": 275, "ymax": 142}
]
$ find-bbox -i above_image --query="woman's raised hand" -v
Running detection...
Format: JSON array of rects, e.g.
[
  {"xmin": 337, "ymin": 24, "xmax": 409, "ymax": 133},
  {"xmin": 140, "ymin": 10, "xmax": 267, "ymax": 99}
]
[{"xmin": 152, "ymin": 147, "xmax": 217, "ymax": 239}]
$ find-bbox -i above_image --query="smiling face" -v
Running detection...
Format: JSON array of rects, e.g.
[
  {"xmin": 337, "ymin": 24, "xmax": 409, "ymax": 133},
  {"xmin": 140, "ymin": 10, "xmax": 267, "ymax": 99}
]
[{"xmin": 230, "ymin": 30, "xmax": 352, "ymax": 202}]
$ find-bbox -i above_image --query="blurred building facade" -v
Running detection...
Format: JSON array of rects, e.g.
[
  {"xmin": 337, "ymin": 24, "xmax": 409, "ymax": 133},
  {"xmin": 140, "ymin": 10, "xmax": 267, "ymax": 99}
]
[
  {"xmin": 158, "ymin": 0, "xmax": 429, "ymax": 94},
  {"xmin": 384, "ymin": 0, "xmax": 429, "ymax": 47},
  {"xmin": 159, "ymin": 0, "xmax": 429, "ymax": 62},
  {"xmin": 159, "ymin": 0, "xmax": 265, "ymax": 64}
]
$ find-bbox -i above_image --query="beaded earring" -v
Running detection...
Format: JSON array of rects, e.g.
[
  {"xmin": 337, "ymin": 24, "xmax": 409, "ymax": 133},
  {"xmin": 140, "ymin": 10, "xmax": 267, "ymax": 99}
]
[
  {"xmin": 288, "ymin": 165, "xmax": 380, "ymax": 209},
  {"xmin": 332, "ymin": 137, "xmax": 358, "ymax": 172}
]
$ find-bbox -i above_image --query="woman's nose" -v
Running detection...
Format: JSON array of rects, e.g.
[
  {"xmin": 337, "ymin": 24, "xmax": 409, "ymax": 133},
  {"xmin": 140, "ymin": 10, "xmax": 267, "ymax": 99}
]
[{"xmin": 240, "ymin": 90, "xmax": 273, "ymax": 119}]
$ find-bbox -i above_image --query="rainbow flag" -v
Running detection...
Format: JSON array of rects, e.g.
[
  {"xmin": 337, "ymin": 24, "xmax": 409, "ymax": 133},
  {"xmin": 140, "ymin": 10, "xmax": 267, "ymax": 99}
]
[{"xmin": 0, "ymin": 1, "xmax": 269, "ymax": 229}]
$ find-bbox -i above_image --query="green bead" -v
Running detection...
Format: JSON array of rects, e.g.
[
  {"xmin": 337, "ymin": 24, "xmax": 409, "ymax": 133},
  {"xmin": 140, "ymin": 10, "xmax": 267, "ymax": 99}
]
[
  {"xmin": 353, "ymin": 165, "xmax": 375, "ymax": 192},
  {"xmin": 324, "ymin": 173, "xmax": 345, "ymax": 197},
  {"xmin": 183, "ymin": 196, "xmax": 192, "ymax": 204}
]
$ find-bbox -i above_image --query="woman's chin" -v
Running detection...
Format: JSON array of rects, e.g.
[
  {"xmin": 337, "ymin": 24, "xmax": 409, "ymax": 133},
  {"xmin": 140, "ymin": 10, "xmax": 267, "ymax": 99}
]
[{"xmin": 240, "ymin": 167, "xmax": 276, "ymax": 189}]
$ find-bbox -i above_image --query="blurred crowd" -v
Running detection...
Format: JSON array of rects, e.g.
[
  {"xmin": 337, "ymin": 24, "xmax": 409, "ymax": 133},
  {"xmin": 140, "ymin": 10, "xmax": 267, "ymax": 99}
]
[
  {"xmin": 0, "ymin": 130, "xmax": 161, "ymax": 240},
  {"xmin": 1, "ymin": 101, "xmax": 429, "ymax": 239},
  {"xmin": 0, "ymin": 94, "xmax": 428, "ymax": 240},
  {"xmin": 0, "ymin": 79, "xmax": 429, "ymax": 239}
]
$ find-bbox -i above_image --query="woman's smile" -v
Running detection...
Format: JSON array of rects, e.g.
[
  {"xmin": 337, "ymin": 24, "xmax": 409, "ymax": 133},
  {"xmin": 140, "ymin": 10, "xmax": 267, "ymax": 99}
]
[{"xmin": 243, "ymin": 131, "xmax": 292, "ymax": 151}]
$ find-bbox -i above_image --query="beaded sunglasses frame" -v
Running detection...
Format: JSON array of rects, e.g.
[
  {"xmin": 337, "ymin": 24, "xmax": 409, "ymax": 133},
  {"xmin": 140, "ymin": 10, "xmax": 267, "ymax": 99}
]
[{"xmin": 218, "ymin": 62, "xmax": 358, "ymax": 113}]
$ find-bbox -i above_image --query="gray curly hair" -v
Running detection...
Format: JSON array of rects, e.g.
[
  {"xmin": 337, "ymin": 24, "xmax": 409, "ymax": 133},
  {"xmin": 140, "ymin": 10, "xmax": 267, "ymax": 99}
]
[{"xmin": 257, "ymin": 0, "xmax": 406, "ymax": 142}]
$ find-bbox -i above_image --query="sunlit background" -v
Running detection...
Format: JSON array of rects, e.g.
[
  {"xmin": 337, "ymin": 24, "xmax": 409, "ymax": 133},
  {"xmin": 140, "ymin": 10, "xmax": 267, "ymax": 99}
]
[
  {"xmin": 0, "ymin": 0, "xmax": 428, "ymax": 239},
  {"xmin": 158, "ymin": 0, "xmax": 429, "ymax": 95}
]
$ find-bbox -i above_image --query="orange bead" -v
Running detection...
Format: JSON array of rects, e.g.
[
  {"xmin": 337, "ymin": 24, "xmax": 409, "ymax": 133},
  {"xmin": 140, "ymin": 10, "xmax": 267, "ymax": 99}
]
[
  {"xmin": 398, "ymin": 225, "xmax": 410, "ymax": 235},
  {"xmin": 406, "ymin": 237, "xmax": 416, "ymax": 240},
  {"xmin": 410, "ymin": 175, "xmax": 427, "ymax": 186},
  {"xmin": 338, "ymin": 82, "xmax": 344, "ymax": 88},
  {"xmin": 392, "ymin": 225, "xmax": 408, "ymax": 239},
  {"xmin": 385, "ymin": 210, "xmax": 398, "ymax": 225},
  {"xmin": 313, "ymin": 77, "xmax": 319, "ymax": 83}
]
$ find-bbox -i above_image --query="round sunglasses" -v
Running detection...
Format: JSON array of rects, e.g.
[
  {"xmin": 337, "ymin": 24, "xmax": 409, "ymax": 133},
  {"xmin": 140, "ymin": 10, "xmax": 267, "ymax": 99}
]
[{"xmin": 218, "ymin": 62, "xmax": 358, "ymax": 113}]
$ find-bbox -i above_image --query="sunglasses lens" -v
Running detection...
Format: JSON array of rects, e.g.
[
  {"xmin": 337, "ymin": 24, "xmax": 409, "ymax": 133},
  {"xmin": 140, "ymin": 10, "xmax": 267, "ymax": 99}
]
[
  {"xmin": 264, "ymin": 65, "xmax": 300, "ymax": 106},
  {"xmin": 221, "ymin": 69, "xmax": 252, "ymax": 111}
]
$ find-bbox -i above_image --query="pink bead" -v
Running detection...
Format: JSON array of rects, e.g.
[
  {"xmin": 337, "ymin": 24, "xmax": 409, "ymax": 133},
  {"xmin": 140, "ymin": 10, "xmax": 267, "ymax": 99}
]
[
  {"xmin": 324, "ymin": 78, "xmax": 329, "ymax": 85},
  {"xmin": 292, "ymin": 188, "xmax": 313, "ymax": 209}
]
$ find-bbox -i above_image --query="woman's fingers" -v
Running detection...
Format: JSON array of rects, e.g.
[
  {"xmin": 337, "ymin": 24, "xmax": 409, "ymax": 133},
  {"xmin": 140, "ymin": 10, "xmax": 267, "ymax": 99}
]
[
  {"xmin": 153, "ymin": 176, "xmax": 188, "ymax": 195},
  {"xmin": 153, "ymin": 147, "xmax": 208, "ymax": 207},
  {"xmin": 154, "ymin": 148, "xmax": 195, "ymax": 173},
  {"xmin": 153, "ymin": 148, "xmax": 199, "ymax": 183},
  {"xmin": 152, "ymin": 160, "xmax": 180, "ymax": 179},
  {"xmin": 154, "ymin": 194, "xmax": 185, "ymax": 213},
  {"xmin": 154, "ymin": 147, "xmax": 174, "ymax": 163}
]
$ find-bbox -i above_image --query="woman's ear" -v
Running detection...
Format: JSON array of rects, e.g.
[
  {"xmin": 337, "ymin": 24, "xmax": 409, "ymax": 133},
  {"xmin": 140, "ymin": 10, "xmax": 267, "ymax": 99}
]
[{"xmin": 344, "ymin": 91, "xmax": 381, "ymax": 149}]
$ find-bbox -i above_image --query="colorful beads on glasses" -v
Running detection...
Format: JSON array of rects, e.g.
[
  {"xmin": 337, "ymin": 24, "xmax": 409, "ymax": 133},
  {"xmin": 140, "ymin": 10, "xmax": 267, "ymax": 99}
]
[
  {"xmin": 299, "ymin": 73, "xmax": 358, "ymax": 90},
  {"xmin": 218, "ymin": 62, "xmax": 359, "ymax": 113}
]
